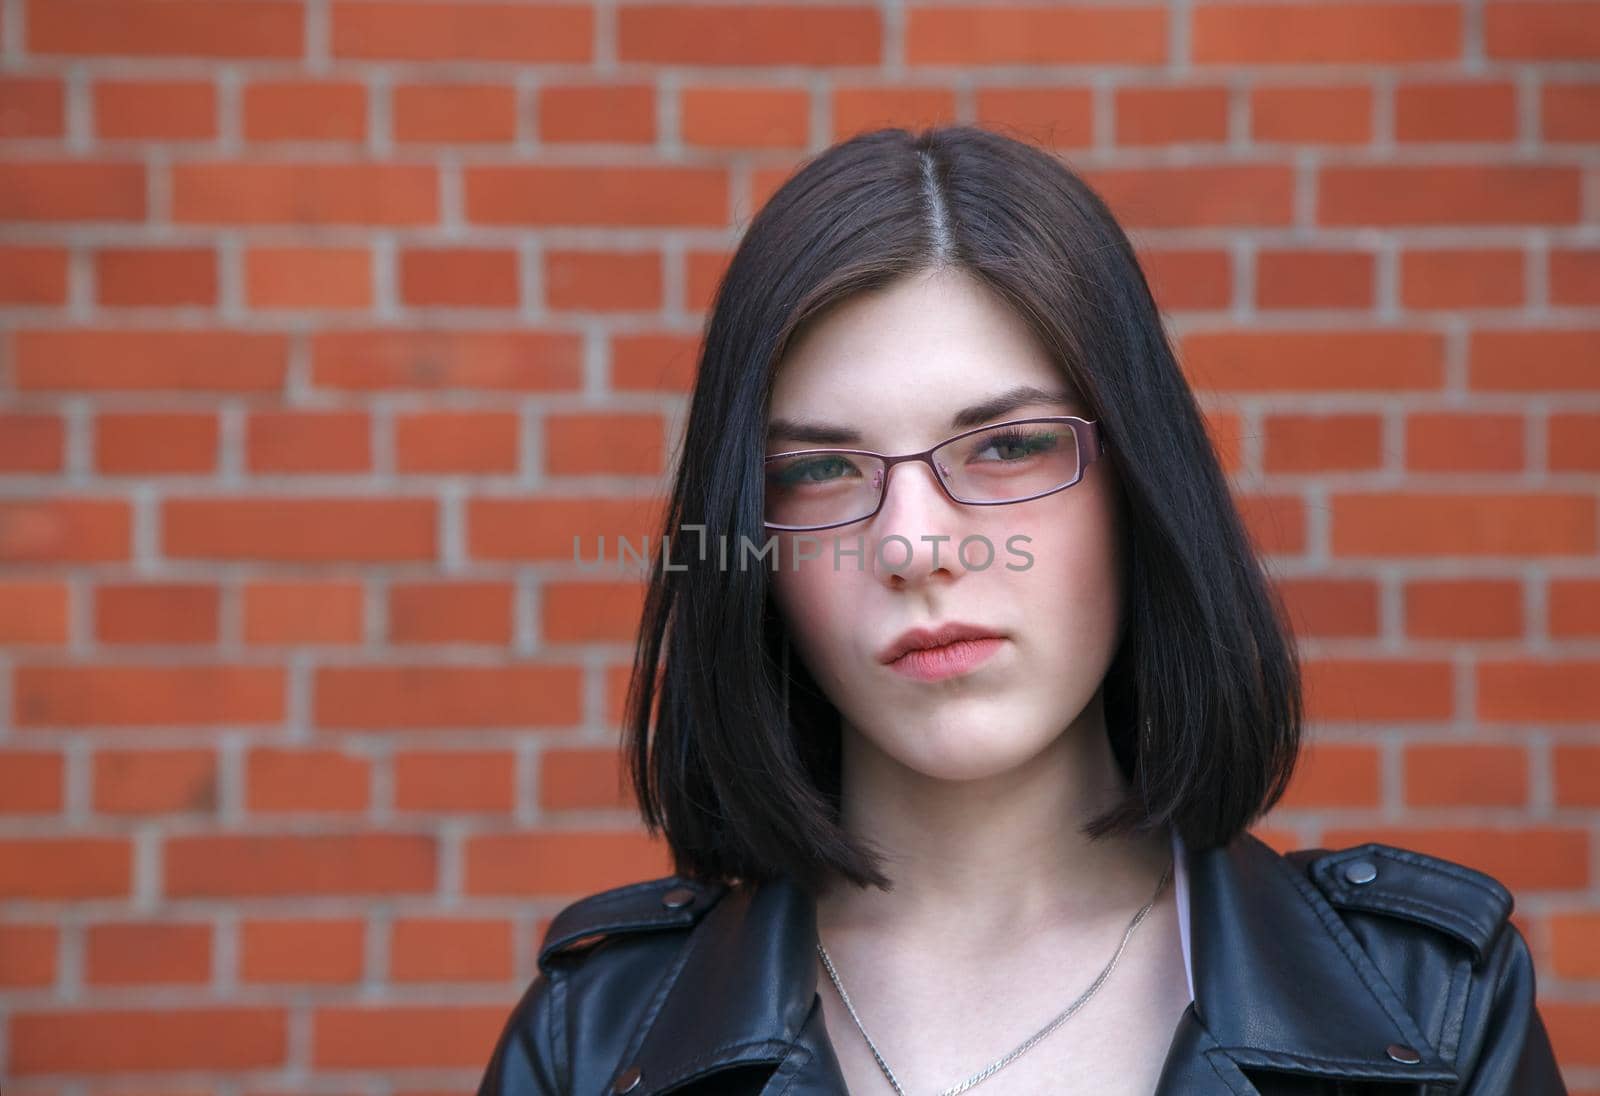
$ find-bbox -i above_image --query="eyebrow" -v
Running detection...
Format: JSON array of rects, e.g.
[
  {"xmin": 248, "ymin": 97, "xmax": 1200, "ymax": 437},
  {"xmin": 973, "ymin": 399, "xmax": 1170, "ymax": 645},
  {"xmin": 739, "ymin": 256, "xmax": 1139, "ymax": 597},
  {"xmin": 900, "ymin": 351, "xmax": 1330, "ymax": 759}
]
[{"xmin": 766, "ymin": 384, "xmax": 1081, "ymax": 446}]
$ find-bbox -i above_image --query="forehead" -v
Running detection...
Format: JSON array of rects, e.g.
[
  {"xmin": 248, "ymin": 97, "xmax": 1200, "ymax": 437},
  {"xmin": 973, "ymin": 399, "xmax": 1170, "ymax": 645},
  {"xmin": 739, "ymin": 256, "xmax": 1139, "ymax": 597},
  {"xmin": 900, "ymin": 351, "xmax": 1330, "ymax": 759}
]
[{"xmin": 766, "ymin": 268, "xmax": 1081, "ymax": 445}]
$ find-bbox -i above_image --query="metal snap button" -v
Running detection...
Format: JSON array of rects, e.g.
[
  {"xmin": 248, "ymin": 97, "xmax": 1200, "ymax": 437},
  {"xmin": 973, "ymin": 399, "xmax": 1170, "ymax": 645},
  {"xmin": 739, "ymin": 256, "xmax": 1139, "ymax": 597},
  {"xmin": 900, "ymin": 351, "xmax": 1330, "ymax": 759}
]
[
  {"xmin": 1343, "ymin": 858, "xmax": 1378, "ymax": 885},
  {"xmin": 661, "ymin": 886, "xmax": 696, "ymax": 909},
  {"xmin": 1387, "ymin": 1043, "xmax": 1421, "ymax": 1064},
  {"xmin": 612, "ymin": 1065, "xmax": 643, "ymax": 1093}
]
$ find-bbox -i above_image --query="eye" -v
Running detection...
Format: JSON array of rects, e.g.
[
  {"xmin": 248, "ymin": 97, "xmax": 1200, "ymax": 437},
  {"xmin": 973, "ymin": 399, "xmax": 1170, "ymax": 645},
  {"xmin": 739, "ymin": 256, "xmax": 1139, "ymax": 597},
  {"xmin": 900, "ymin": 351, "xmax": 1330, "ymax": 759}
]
[
  {"xmin": 971, "ymin": 427, "xmax": 1063, "ymax": 463},
  {"xmin": 770, "ymin": 454, "xmax": 864, "ymax": 487}
]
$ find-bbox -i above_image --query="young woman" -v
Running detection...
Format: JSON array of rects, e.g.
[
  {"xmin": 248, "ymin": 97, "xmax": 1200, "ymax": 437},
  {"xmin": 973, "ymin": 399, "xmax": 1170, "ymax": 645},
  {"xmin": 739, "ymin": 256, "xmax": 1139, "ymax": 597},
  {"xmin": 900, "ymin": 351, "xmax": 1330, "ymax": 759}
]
[{"xmin": 480, "ymin": 125, "xmax": 1567, "ymax": 1095}]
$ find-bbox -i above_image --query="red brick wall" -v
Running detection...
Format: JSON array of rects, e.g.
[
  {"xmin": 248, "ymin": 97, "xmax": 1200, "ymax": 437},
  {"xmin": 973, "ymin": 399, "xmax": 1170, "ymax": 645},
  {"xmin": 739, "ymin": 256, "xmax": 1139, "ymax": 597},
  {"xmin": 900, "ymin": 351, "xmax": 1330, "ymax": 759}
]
[{"xmin": 1, "ymin": 0, "xmax": 1596, "ymax": 1089}]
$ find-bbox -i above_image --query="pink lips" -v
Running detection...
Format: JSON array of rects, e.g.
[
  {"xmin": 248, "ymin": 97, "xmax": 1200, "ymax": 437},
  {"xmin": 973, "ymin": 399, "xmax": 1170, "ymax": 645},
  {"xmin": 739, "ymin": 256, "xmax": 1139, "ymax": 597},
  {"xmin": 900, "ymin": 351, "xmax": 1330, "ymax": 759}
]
[
  {"xmin": 887, "ymin": 636, "xmax": 1006, "ymax": 682},
  {"xmin": 878, "ymin": 621, "xmax": 1008, "ymax": 682}
]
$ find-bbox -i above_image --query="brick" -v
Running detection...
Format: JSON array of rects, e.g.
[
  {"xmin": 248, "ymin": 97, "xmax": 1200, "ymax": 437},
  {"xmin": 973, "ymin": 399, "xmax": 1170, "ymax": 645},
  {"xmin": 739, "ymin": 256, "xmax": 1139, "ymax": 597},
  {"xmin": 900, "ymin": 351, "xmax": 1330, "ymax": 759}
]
[
  {"xmin": 1279, "ymin": 743, "xmax": 1381, "ymax": 807},
  {"xmin": 0, "ymin": 245, "xmax": 69, "ymax": 304},
  {"xmin": 543, "ymin": 410, "xmax": 665, "ymax": 475},
  {"xmin": 243, "ymin": 80, "xmax": 366, "ymax": 142},
  {"xmin": 163, "ymin": 497, "xmax": 436, "ymax": 562},
  {"xmin": 0, "ymin": 413, "xmax": 65, "ymax": 472},
  {"xmin": 0, "ymin": 581, "xmax": 68, "ymax": 642},
  {"xmin": 10, "ymin": 1009, "xmax": 288, "ymax": 1073},
  {"xmin": 683, "ymin": 86, "xmax": 809, "ymax": 149},
  {"xmin": 165, "ymin": 834, "xmax": 436, "ymax": 897},
  {"xmin": 621, "ymin": 5, "xmax": 880, "ymax": 65},
  {"xmin": 610, "ymin": 331, "xmax": 701, "ymax": 392},
  {"xmin": 242, "ymin": 581, "xmax": 366, "ymax": 645},
  {"xmin": 906, "ymin": 6, "xmax": 1164, "ymax": 64},
  {"xmin": 1180, "ymin": 330, "xmax": 1444, "ymax": 391},
  {"xmin": 463, "ymin": 830, "xmax": 672, "ymax": 896},
  {"xmin": 331, "ymin": 2, "xmax": 592, "ymax": 62},
  {"xmin": 173, "ymin": 163, "xmax": 437, "ymax": 225},
  {"xmin": 245, "ymin": 247, "xmax": 371, "ymax": 309},
  {"xmin": 1193, "ymin": 3, "xmax": 1460, "ymax": 63},
  {"xmin": 469, "ymin": 496, "xmax": 663, "ymax": 561},
  {"xmin": 1255, "ymin": 250, "xmax": 1374, "ymax": 309},
  {"xmin": 86, "ymin": 922, "xmax": 211, "ymax": 985},
  {"xmin": 245, "ymin": 410, "xmax": 371, "ymax": 474},
  {"xmin": 0, "ymin": 838, "xmax": 132, "ymax": 898},
  {"xmin": 1404, "ymin": 412, "xmax": 1524, "ymax": 472},
  {"xmin": 394, "ymin": 83, "xmax": 518, "ymax": 144},
  {"xmin": 1550, "ymin": 579, "xmax": 1600, "ymax": 637},
  {"xmin": 394, "ymin": 411, "xmax": 520, "ymax": 474},
  {"xmin": 1542, "ymin": 83, "xmax": 1600, "ymax": 142},
  {"xmin": 239, "ymin": 919, "xmax": 363, "ymax": 984},
  {"xmin": 1262, "ymin": 412, "xmax": 1383, "ymax": 472},
  {"xmin": 311, "ymin": 329, "xmax": 584, "ymax": 391},
  {"xmin": 0, "ymin": 499, "xmax": 131, "ymax": 562},
  {"xmin": 0, "ymin": 925, "xmax": 57, "ymax": 987},
  {"xmin": 93, "ymin": 79, "xmax": 215, "ymax": 139},
  {"xmin": 1471, "ymin": 330, "xmax": 1600, "ymax": 390},
  {"xmin": 15, "ymin": 665, "xmax": 284, "ymax": 727},
  {"xmin": 387, "ymin": 582, "xmax": 514, "ymax": 644},
  {"xmin": 388, "ymin": 918, "xmax": 513, "ymax": 982},
  {"xmin": 1550, "ymin": 413, "xmax": 1600, "ymax": 472},
  {"xmin": 93, "ymin": 750, "xmax": 217, "ymax": 814},
  {"xmin": 13, "ymin": 329, "xmax": 287, "ymax": 392},
  {"xmin": 538, "ymin": 84, "xmax": 654, "ymax": 143},
  {"xmin": 312, "ymin": 1005, "xmax": 508, "ymax": 1067},
  {"xmin": 832, "ymin": 87, "xmax": 958, "ymax": 141},
  {"xmin": 1250, "ymin": 84, "xmax": 1372, "ymax": 144},
  {"xmin": 1549, "ymin": 249, "xmax": 1600, "ymax": 305},
  {"xmin": 399, "ymin": 248, "xmax": 519, "ymax": 308},
  {"xmin": 544, "ymin": 250, "xmax": 660, "ymax": 312},
  {"xmin": 1319, "ymin": 165, "xmax": 1581, "ymax": 225},
  {"xmin": 1085, "ymin": 165, "xmax": 1294, "ymax": 227},
  {"xmin": 96, "ymin": 248, "xmax": 217, "ymax": 307},
  {"xmin": 1304, "ymin": 658, "xmax": 1454, "ymax": 720},
  {"xmin": 95, "ymin": 412, "xmax": 218, "ymax": 474},
  {"xmin": 95, "ymin": 583, "xmax": 221, "ymax": 644},
  {"xmin": 314, "ymin": 664, "xmax": 582, "ymax": 729},
  {"xmin": 1485, "ymin": 2, "xmax": 1600, "ymax": 59},
  {"xmin": 0, "ymin": 161, "xmax": 145, "ymax": 221},
  {"xmin": 1332, "ymin": 493, "xmax": 1595, "ymax": 556},
  {"xmin": 1114, "ymin": 85, "xmax": 1229, "ymax": 145},
  {"xmin": 1405, "ymin": 578, "xmax": 1524, "ymax": 640},
  {"xmin": 539, "ymin": 747, "xmax": 631, "ymax": 810},
  {"xmin": 0, "ymin": 751, "xmax": 65, "ymax": 813},
  {"xmin": 973, "ymin": 87, "xmax": 1095, "ymax": 148},
  {"xmin": 464, "ymin": 165, "xmax": 726, "ymax": 227},
  {"xmin": 1401, "ymin": 248, "xmax": 1524, "ymax": 309},
  {"xmin": 1275, "ymin": 577, "xmax": 1380, "ymax": 638},
  {"xmin": 246, "ymin": 748, "xmax": 370, "ymax": 813},
  {"xmin": 1137, "ymin": 248, "xmax": 1232, "ymax": 311},
  {"xmin": 541, "ymin": 580, "xmax": 648, "ymax": 642},
  {"xmin": 394, "ymin": 750, "xmax": 516, "ymax": 813},
  {"xmin": 1480, "ymin": 662, "xmax": 1600, "ymax": 723},
  {"xmin": 1395, "ymin": 81, "xmax": 1518, "ymax": 142},
  {"xmin": 27, "ymin": 0, "xmax": 302, "ymax": 58},
  {"xmin": 0, "ymin": 76, "xmax": 65, "ymax": 137}
]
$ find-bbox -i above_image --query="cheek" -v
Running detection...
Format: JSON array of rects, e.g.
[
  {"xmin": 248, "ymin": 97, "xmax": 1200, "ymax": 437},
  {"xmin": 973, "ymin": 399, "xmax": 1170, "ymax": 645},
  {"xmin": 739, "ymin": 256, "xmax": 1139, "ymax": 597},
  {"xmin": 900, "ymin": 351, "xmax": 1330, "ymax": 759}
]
[{"xmin": 769, "ymin": 535, "xmax": 862, "ymax": 657}]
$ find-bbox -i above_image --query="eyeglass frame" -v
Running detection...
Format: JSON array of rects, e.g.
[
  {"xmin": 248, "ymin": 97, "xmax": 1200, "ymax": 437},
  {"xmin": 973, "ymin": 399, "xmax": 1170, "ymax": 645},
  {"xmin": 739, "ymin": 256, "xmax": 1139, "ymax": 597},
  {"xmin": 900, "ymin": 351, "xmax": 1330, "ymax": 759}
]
[{"xmin": 761, "ymin": 415, "xmax": 1107, "ymax": 532}]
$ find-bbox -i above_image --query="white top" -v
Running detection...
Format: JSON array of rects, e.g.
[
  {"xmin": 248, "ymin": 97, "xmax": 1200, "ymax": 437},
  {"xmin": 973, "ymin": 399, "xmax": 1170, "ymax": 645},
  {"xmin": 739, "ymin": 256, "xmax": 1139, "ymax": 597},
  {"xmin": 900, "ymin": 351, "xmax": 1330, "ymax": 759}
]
[{"xmin": 1170, "ymin": 822, "xmax": 1195, "ymax": 1004}]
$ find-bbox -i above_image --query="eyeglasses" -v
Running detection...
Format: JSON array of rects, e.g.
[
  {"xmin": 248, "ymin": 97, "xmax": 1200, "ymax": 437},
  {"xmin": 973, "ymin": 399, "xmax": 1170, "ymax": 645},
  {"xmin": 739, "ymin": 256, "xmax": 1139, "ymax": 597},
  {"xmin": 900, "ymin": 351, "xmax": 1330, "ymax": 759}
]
[{"xmin": 762, "ymin": 416, "xmax": 1106, "ymax": 532}]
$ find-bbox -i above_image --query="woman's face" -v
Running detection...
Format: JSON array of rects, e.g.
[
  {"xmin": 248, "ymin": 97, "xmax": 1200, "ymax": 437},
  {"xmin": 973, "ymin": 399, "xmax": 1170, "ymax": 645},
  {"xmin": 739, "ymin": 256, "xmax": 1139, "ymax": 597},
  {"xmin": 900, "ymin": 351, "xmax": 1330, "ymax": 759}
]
[{"xmin": 765, "ymin": 266, "xmax": 1126, "ymax": 783}]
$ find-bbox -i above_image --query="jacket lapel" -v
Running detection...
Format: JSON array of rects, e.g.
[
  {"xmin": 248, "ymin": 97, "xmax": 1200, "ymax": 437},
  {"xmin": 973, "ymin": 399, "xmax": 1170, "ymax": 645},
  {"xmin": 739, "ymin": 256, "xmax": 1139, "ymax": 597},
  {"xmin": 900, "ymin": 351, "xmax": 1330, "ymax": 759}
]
[
  {"xmin": 1168, "ymin": 830, "xmax": 1459, "ymax": 1091},
  {"xmin": 621, "ymin": 828, "xmax": 1461, "ymax": 1094}
]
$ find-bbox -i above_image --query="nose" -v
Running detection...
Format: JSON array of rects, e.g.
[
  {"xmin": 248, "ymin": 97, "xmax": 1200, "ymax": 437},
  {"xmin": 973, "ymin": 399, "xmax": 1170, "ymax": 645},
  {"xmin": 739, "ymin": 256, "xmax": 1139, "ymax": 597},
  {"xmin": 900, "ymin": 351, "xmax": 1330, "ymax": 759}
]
[{"xmin": 868, "ymin": 457, "xmax": 972, "ymax": 588}]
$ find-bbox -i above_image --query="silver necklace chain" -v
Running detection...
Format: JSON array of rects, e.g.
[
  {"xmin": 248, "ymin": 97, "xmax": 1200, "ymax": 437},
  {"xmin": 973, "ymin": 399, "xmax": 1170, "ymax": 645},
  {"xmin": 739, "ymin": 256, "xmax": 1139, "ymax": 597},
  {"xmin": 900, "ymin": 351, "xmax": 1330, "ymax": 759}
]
[{"xmin": 815, "ymin": 858, "xmax": 1174, "ymax": 1096}]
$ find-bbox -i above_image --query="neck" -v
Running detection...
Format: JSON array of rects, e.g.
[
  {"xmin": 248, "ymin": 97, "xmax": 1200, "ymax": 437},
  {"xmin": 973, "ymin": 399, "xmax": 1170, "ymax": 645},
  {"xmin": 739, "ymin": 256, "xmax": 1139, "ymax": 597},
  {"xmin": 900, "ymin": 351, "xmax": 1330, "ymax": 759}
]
[{"xmin": 813, "ymin": 696, "xmax": 1172, "ymax": 958}]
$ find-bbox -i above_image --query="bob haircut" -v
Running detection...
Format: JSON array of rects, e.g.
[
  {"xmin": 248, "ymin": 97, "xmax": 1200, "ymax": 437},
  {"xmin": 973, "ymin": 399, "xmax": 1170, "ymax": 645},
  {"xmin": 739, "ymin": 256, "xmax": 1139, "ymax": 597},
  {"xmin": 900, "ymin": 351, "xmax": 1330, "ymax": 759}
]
[{"xmin": 621, "ymin": 124, "xmax": 1303, "ymax": 898}]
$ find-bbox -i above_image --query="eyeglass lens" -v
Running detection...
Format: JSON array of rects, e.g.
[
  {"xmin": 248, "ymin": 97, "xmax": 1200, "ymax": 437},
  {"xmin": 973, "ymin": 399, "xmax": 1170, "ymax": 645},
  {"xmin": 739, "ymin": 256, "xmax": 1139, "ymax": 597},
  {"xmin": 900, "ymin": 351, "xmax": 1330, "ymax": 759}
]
[{"xmin": 764, "ymin": 420, "xmax": 1082, "ymax": 530}]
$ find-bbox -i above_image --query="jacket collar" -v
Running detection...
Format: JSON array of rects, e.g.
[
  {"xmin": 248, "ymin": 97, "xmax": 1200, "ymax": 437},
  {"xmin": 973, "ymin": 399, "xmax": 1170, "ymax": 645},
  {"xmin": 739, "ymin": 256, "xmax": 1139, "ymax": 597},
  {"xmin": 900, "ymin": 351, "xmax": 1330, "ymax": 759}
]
[{"xmin": 622, "ymin": 829, "xmax": 1461, "ymax": 1094}]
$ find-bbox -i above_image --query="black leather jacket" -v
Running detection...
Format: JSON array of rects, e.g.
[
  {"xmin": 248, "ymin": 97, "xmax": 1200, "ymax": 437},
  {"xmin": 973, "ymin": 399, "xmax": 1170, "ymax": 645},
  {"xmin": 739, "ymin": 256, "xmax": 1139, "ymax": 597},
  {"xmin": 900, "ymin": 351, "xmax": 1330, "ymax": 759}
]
[{"xmin": 477, "ymin": 832, "xmax": 1568, "ymax": 1095}]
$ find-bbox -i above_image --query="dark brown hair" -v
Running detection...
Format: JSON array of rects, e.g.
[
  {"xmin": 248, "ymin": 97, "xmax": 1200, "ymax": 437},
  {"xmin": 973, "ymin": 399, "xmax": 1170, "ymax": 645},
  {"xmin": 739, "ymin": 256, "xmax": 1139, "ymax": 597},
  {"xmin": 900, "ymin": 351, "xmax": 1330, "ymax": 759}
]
[{"xmin": 621, "ymin": 124, "xmax": 1303, "ymax": 896}]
